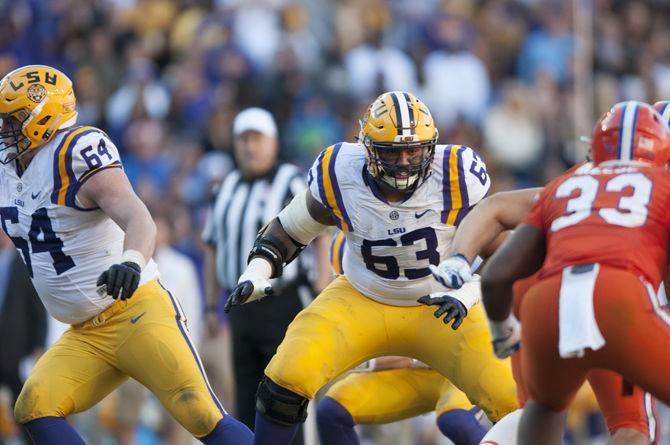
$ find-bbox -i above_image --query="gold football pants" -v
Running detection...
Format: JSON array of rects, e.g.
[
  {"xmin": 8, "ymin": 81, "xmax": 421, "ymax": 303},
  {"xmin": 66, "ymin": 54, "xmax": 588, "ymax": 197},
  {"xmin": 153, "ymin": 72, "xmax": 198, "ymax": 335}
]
[
  {"xmin": 325, "ymin": 367, "xmax": 474, "ymax": 424},
  {"xmin": 265, "ymin": 276, "xmax": 517, "ymax": 422},
  {"xmin": 14, "ymin": 280, "xmax": 224, "ymax": 438}
]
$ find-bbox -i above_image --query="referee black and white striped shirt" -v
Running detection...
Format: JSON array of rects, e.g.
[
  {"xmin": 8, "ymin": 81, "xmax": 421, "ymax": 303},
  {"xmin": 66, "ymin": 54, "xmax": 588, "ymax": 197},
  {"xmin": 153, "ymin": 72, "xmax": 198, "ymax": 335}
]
[{"xmin": 202, "ymin": 163, "xmax": 309, "ymax": 292}]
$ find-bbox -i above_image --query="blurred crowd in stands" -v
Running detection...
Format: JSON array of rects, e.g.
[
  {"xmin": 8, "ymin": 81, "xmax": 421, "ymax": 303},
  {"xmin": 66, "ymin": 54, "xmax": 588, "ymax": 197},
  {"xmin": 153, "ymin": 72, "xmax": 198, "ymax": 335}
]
[
  {"xmin": 2, "ymin": 0, "xmax": 670, "ymax": 443},
  {"xmin": 4, "ymin": 0, "xmax": 670, "ymax": 264}
]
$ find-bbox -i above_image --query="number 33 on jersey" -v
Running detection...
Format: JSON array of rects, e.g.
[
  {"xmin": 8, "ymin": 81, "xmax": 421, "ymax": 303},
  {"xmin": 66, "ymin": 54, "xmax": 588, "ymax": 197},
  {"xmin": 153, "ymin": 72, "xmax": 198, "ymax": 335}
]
[
  {"xmin": 308, "ymin": 142, "xmax": 490, "ymax": 305},
  {"xmin": 525, "ymin": 162, "xmax": 670, "ymax": 288}
]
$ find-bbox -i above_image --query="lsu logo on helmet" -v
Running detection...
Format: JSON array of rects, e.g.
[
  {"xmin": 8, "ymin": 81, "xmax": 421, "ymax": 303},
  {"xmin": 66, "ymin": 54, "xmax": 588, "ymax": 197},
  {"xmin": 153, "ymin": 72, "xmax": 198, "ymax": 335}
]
[
  {"xmin": 359, "ymin": 91, "xmax": 438, "ymax": 192},
  {"xmin": 0, "ymin": 65, "xmax": 77, "ymax": 163}
]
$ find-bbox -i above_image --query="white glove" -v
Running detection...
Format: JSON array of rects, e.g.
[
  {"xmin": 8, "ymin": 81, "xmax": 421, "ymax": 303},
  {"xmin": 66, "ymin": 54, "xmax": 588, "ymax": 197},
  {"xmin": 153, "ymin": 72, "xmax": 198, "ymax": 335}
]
[
  {"xmin": 488, "ymin": 314, "xmax": 521, "ymax": 359},
  {"xmin": 224, "ymin": 258, "xmax": 273, "ymax": 312},
  {"xmin": 430, "ymin": 254, "xmax": 473, "ymax": 289}
]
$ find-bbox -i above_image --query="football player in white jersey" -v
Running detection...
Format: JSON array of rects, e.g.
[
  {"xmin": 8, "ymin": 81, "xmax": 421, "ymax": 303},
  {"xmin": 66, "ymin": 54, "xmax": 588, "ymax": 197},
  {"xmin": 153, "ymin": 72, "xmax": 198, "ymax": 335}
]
[
  {"xmin": 225, "ymin": 91, "xmax": 518, "ymax": 445},
  {"xmin": 316, "ymin": 232, "xmax": 488, "ymax": 445},
  {"xmin": 0, "ymin": 65, "xmax": 252, "ymax": 444}
]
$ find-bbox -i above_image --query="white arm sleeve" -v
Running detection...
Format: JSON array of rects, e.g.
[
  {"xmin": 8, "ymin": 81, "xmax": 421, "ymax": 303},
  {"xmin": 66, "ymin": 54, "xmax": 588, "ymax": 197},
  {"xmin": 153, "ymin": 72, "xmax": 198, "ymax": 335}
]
[{"xmin": 277, "ymin": 189, "xmax": 327, "ymax": 245}]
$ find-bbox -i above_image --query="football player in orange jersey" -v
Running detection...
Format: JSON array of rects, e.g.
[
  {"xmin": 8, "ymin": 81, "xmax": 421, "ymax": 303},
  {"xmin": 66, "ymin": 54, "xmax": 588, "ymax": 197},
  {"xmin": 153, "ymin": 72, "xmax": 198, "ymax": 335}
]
[
  {"xmin": 436, "ymin": 186, "xmax": 660, "ymax": 444},
  {"xmin": 481, "ymin": 101, "xmax": 670, "ymax": 445},
  {"xmin": 436, "ymin": 103, "xmax": 670, "ymax": 444}
]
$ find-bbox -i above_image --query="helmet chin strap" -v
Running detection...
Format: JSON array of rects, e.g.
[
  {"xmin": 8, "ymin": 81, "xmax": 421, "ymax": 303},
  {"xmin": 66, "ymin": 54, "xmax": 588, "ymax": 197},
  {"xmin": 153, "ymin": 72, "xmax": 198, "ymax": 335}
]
[{"xmin": 21, "ymin": 100, "xmax": 46, "ymax": 131}]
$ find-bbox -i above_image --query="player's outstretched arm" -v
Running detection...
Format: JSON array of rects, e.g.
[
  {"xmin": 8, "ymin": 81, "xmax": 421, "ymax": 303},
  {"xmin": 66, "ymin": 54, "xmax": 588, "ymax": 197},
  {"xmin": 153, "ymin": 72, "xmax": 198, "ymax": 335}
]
[
  {"xmin": 452, "ymin": 188, "xmax": 541, "ymax": 261},
  {"xmin": 224, "ymin": 190, "xmax": 334, "ymax": 312},
  {"xmin": 481, "ymin": 224, "xmax": 544, "ymax": 358},
  {"xmin": 78, "ymin": 168, "xmax": 157, "ymax": 300},
  {"xmin": 430, "ymin": 188, "xmax": 541, "ymax": 289}
]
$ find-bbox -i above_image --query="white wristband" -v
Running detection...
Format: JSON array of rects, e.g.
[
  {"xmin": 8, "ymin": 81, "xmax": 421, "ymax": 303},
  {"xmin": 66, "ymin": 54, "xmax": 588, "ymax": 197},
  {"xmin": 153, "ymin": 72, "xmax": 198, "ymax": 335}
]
[
  {"xmin": 488, "ymin": 313, "xmax": 520, "ymax": 339},
  {"xmin": 447, "ymin": 274, "xmax": 482, "ymax": 311},
  {"xmin": 239, "ymin": 257, "xmax": 273, "ymax": 283},
  {"xmin": 121, "ymin": 249, "xmax": 146, "ymax": 270}
]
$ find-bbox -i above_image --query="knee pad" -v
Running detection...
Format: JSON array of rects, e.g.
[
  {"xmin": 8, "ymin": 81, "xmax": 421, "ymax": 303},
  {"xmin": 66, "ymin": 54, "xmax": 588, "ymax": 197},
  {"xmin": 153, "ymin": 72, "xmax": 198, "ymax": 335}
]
[{"xmin": 256, "ymin": 376, "xmax": 309, "ymax": 426}]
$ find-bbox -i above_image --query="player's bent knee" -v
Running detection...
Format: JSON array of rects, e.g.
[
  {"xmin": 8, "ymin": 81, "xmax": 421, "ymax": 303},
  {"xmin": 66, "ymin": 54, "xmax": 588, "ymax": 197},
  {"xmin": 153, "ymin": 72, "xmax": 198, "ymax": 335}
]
[
  {"xmin": 472, "ymin": 389, "xmax": 518, "ymax": 423},
  {"xmin": 256, "ymin": 376, "xmax": 309, "ymax": 426},
  {"xmin": 170, "ymin": 387, "xmax": 222, "ymax": 437},
  {"xmin": 265, "ymin": 341, "xmax": 328, "ymax": 398},
  {"xmin": 14, "ymin": 380, "xmax": 69, "ymax": 424},
  {"xmin": 14, "ymin": 387, "xmax": 33, "ymax": 424},
  {"xmin": 474, "ymin": 363, "xmax": 519, "ymax": 422}
]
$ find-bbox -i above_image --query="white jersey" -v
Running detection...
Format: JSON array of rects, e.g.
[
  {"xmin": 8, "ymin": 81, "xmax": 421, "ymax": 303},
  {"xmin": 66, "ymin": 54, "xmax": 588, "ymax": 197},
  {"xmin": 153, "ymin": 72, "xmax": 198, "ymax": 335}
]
[
  {"xmin": 0, "ymin": 126, "xmax": 159, "ymax": 324},
  {"xmin": 309, "ymin": 142, "xmax": 490, "ymax": 305}
]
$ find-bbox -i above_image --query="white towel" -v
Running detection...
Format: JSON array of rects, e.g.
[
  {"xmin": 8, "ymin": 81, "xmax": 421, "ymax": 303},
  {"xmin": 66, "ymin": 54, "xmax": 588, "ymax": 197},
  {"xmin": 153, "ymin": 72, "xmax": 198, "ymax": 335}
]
[{"xmin": 558, "ymin": 263, "xmax": 606, "ymax": 358}]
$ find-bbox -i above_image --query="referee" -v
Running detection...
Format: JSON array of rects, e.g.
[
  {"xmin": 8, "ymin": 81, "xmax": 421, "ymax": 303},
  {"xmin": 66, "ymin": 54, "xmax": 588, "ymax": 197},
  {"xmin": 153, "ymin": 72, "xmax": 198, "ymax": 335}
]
[{"xmin": 203, "ymin": 108, "xmax": 327, "ymax": 443}]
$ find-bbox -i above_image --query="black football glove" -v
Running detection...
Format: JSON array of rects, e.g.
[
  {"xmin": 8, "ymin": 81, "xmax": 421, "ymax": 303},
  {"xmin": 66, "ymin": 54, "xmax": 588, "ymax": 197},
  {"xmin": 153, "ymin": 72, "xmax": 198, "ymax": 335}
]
[
  {"xmin": 224, "ymin": 280, "xmax": 273, "ymax": 313},
  {"xmin": 96, "ymin": 261, "xmax": 141, "ymax": 301},
  {"xmin": 417, "ymin": 293, "xmax": 468, "ymax": 330}
]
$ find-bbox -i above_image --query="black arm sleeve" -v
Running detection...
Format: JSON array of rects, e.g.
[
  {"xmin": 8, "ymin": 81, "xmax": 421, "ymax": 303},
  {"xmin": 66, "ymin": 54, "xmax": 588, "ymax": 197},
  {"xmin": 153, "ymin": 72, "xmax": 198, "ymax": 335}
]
[{"xmin": 248, "ymin": 218, "xmax": 306, "ymax": 278}]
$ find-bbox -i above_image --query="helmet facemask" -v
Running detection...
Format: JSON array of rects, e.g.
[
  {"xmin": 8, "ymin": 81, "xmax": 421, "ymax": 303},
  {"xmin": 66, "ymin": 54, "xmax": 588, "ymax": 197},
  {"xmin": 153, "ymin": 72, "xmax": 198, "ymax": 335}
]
[
  {"xmin": 358, "ymin": 91, "xmax": 439, "ymax": 193},
  {"xmin": 0, "ymin": 111, "xmax": 31, "ymax": 164},
  {"xmin": 362, "ymin": 133, "xmax": 437, "ymax": 192}
]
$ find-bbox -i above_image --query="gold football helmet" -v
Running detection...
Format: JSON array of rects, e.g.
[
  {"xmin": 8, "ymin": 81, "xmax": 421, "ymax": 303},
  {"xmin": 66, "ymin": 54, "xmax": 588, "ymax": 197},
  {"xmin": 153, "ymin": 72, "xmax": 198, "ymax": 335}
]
[
  {"xmin": 359, "ymin": 91, "xmax": 438, "ymax": 192},
  {"xmin": 0, "ymin": 65, "xmax": 77, "ymax": 164}
]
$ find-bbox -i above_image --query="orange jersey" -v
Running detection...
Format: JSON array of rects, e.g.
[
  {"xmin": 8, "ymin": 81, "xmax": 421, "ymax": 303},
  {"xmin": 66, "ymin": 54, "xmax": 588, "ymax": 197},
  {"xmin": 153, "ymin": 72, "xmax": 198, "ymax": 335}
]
[{"xmin": 525, "ymin": 163, "xmax": 670, "ymax": 288}]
